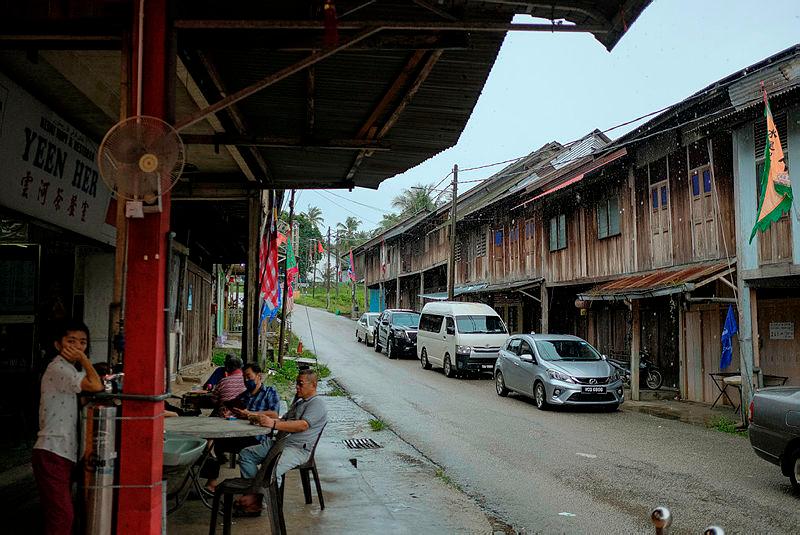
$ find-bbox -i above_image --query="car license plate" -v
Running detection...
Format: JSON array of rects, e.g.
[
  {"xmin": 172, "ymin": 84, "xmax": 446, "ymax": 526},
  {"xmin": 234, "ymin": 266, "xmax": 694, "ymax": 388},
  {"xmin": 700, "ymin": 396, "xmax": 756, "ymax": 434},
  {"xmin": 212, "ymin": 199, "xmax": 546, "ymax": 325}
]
[
  {"xmin": 582, "ymin": 386, "xmax": 606, "ymax": 393},
  {"xmin": 482, "ymin": 364, "xmax": 493, "ymax": 370}
]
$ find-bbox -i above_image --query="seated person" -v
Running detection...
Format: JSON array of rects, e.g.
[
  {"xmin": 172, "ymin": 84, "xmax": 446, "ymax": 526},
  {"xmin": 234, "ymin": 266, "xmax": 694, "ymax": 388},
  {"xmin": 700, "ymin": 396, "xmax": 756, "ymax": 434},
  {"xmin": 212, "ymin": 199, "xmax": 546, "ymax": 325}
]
[
  {"xmin": 203, "ymin": 363, "xmax": 280, "ymax": 492},
  {"xmin": 211, "ymin": 356, "xmax": 246, "ymax": 406},
  {"xmin": 203, "ymin": 353, "xmax": 238, "ymax": 390},
  {"xmin": 234, "ymin": 369, "xmax": 327, "ymax": 515}
]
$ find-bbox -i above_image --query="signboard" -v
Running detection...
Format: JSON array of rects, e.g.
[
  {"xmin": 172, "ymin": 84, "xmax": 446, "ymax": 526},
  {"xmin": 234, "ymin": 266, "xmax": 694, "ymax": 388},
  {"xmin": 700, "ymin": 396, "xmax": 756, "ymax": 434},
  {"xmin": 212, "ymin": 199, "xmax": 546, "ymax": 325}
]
[
  {"xmin": 0, "ymin": 72, "xmax": 115, "ymax": 245},
  {"xmin": 769, "ymin": 321, "xmax": 794, "ymax": 340}
]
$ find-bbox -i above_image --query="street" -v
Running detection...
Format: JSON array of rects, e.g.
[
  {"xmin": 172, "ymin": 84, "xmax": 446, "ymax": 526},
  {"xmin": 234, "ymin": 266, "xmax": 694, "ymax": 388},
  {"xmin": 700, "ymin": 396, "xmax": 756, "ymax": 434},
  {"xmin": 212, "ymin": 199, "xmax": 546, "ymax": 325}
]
[{"xmin": 293, "ymin": 305, "xmax": 800, "ymax": 534}]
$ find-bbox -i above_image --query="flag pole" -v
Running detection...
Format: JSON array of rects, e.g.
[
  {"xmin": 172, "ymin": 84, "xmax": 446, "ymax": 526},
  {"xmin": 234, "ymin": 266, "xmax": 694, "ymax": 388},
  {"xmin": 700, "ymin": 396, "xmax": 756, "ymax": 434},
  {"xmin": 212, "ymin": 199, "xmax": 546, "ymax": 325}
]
[{"xmin": 277, "ymin": 189, "xmax": 295, "ymax": 366}]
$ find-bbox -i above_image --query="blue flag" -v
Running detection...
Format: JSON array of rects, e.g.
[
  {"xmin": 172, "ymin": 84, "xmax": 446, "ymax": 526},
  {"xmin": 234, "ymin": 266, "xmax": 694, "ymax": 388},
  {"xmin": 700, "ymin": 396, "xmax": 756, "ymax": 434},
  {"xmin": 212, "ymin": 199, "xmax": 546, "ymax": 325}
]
[{"xmin": 720, "ymin": 305, "xmax": 738, "ymax": 369}]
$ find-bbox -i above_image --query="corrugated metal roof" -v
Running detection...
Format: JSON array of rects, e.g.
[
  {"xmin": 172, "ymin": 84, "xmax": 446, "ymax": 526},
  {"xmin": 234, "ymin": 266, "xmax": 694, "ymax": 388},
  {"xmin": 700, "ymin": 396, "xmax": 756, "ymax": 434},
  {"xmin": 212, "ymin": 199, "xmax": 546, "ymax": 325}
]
[
  {"xmin": 578, "ymin": 262, "xmax": 734, "ymax": 301},
  {"xmin": 728, "ymin": 56, "xmax": 800, "ymax": 111}
]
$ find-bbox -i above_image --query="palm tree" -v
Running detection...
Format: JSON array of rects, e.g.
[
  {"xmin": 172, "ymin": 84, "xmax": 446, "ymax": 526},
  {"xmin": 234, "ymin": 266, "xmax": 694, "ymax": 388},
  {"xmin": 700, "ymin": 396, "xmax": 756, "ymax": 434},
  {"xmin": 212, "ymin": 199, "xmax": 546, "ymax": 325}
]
[
  {"xmin": 391, "ymin": 183, "xmax": 438, "ymax": 216},
  {"xmin": 304, "ymin": 206, "xmax": 324, "ymax": 231},
  {"xmin": 375, "ymin": 212, "xmax": 403, "ymax": 233},
  {"xmin": 336, "ymin": 216, "xmax": 361, "ymax": 244}
]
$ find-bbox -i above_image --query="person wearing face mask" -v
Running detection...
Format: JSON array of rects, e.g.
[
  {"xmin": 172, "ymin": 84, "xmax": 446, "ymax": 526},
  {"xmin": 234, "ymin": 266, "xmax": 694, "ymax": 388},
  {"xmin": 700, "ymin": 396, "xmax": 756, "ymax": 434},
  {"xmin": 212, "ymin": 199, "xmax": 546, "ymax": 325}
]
[{"xmin": 203, "ymin": 363, "xmax": 280, "ymax": 493}]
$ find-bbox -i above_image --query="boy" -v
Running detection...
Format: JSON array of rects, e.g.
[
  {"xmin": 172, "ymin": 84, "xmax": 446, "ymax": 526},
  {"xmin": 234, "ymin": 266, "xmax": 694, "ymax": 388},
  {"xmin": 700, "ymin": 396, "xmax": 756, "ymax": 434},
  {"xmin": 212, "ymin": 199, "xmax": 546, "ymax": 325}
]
[{"xmin": 33, "ymin": 319, "xmax": 104, "ymax": 535}]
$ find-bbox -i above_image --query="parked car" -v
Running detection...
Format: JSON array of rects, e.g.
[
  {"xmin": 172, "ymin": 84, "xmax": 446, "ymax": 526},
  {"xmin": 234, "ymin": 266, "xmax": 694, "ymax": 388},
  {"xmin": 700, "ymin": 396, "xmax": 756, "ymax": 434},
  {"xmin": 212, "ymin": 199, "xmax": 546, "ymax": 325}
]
[
  {"xmin": 355, "ymin": 312, "xmax": 380, "ymax": 345},
  {"xmin": 416, "ymin": 301, "xmax": 509, "ymax": 378},
  {"xmin": 748, "ymin": 386, "xmax": 800, "ymax": 490},
  {"xmin": 494, "ymin": 334, "xmax": 625, "ymax": 411},
  {"xmin": 374, "ymin": 309, "xmax": 420, "ymax": 359}
]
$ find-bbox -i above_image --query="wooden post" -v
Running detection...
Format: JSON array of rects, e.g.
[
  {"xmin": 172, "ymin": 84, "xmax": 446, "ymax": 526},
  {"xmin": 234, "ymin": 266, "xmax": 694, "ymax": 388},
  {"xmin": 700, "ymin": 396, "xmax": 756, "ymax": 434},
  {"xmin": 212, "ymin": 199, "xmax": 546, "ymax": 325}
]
[
  {"xmin": 419, "ymin": 271, "xmax": 425, "ymax": 311},
  {"xmin": 277, "ymin": 190, "xmax": 295, "ymax": 366},
  {"xmin": 116, "ymin": 0, "xmax": 169, "ymax": 531},
  {"xmin": 335, "ymin": 233, "xmax": 340, "ymax": 300},
  {"xmin": 395, "ymin": 250, "xmax": 401, "ymax": 308},
  {"xmin": 540, "ymin": 284, "xmax": 549, "ymax": 333},
  {"xmin": 630, "ymin": 299, "xmax": 641, "ymax": 401},
  {"xmin": 242, "ymin": 195, "xmax": 260, "ymax": 363},
  {"xmin": 678, "ymin": 300, "xmax": 687, "ymax": 399}
]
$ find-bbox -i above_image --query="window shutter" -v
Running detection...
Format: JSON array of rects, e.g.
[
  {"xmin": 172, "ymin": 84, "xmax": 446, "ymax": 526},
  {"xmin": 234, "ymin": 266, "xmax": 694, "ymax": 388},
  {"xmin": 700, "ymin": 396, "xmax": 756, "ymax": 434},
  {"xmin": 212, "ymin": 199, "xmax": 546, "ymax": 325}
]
[
  {"xmin": 558, "ymin": 214, "xmax": 567, "ymax": 249},
  {"xmin": 597, "ymin": 201, "xmax": 609, "ymax": 239},
  {"xmin": 608, "ymin": 196, "xmax": 620, "ymax": 235},
  {"xmin": 549, "ymin": 216, "xmax": 557, "ymax": 251}
]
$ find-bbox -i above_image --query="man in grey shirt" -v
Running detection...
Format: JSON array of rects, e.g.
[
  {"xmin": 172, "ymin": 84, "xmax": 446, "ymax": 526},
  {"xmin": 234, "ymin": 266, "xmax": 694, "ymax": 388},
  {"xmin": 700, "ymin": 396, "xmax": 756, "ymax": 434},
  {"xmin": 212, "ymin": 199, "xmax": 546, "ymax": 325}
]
[{"xmin": 235, "ymin": 368, "xmax": 327, "ymax": 514}]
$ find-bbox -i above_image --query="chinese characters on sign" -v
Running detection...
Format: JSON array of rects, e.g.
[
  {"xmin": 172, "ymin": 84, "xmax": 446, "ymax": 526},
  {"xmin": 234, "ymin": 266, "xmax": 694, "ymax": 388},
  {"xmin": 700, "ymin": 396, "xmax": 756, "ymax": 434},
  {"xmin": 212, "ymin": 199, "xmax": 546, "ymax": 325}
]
[{"xmin": 769, "ymin": 322, "xmax": 794, "ymax": 340}]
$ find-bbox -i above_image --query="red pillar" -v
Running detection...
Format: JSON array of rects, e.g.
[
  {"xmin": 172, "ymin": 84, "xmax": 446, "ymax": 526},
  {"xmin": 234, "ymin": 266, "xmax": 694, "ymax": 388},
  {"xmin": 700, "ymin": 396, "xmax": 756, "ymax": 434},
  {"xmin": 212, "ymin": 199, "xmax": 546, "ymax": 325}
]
[{"xmin": 116, "ymin": 0, "xmax": 170, "ymax": 532}]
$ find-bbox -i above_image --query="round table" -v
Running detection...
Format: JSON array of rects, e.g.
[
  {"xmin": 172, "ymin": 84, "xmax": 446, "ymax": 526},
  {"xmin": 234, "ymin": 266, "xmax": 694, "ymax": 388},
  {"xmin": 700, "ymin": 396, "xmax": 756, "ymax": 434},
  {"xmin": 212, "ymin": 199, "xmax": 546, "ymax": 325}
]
[
  {"xmin": 164, "ymin": 416, "xmax": 267, "ymax": 512},
  {"xmin": 165, "ymin": 416, "xmax": 267, "ymax": 439}
]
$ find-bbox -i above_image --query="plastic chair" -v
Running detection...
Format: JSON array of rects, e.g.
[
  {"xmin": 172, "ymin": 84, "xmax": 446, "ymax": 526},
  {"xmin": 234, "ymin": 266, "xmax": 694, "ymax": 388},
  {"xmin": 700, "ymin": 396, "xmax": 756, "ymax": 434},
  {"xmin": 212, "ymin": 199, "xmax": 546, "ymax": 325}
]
[
  {"xmin": 208, "ymin": 438, "xmax": 286, "ymax": 535},
  {"xmin": 279, "ymin": 423, "xmax": 327, "ymax": 510}
]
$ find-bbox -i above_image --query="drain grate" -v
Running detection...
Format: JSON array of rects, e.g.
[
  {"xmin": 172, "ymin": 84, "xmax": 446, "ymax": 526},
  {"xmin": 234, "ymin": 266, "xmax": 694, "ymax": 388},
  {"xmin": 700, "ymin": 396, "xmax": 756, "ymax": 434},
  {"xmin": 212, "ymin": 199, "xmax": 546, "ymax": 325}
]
[{"xmin": 343, "ymin": 438, "xmax": 382, "ymax": 449}]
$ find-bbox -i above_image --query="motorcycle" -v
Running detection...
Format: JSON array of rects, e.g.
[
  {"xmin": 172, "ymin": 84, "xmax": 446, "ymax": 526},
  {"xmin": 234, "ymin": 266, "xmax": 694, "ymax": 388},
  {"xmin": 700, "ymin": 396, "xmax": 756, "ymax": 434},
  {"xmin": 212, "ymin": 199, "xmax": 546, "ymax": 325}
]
[{"xmin": 607, "ymin": 355, "xmax": 663, "ymax": 390}]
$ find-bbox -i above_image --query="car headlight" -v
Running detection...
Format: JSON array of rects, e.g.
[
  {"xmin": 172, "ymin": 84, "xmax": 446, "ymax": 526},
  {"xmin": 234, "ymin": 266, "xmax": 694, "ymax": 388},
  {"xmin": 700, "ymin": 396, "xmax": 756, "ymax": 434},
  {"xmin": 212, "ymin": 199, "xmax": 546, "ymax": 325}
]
[
  {"xmin": 456, "ymin": 345, "xmax": 472, "ymax": 355},
  {"xmin": 547, "ymin": 369, "xmax": 576, "ymax": 383},
  {"xmin": 395, "ymin": 330, "xmax": 408, "ymax": 339}
]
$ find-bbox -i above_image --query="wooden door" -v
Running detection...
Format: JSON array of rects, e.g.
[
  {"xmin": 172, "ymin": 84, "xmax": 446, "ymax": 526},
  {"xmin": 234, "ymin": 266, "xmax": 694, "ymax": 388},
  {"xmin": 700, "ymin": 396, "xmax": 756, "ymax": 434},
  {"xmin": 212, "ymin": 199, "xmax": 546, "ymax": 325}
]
[
  {"xmin": 649, "ymin": 180, "xmax": 672, "ymax": 268},
  {"xmin": 690, "ymin": 166, "xmax": 718, "ymax": 259}
]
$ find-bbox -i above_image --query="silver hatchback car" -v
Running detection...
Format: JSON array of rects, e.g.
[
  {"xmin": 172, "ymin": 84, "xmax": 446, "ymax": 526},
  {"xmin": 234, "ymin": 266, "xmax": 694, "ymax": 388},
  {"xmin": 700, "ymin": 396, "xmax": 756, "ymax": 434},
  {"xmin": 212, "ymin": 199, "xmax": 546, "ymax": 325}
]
[{"xmin": 494, "ymin": 334, "xmax": 624, "ymax": 410}]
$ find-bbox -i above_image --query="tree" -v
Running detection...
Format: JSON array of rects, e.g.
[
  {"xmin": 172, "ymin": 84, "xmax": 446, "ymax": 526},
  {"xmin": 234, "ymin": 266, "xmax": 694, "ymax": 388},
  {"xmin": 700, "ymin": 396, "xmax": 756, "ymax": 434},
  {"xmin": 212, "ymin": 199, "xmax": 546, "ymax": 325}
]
[
  {"xmin": 374, "ymin": 212, "xmax": 403, "ymax": 234},
  {"xmin": 336, "ymin": 216, "xmax": 361, "ymax": 243},
  {"xmin": 391, "ymin": 183, "xmax": 438, "ymax": 216},
  {"xmin": 286, "ymin": 212, "xmax": 323, "ymax": 283},
  {"xmin": 304, "ymin": 206, "xmax": 323, "ymax": 231}
]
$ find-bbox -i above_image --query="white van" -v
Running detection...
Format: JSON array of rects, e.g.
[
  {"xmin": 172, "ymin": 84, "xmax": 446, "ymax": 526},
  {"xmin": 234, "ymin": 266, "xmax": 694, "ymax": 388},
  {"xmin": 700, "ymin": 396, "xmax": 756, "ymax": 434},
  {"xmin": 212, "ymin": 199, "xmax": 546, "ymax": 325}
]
[{"xmin": 416, "ymin": 301, "xmax": 509, "ymax": 378}]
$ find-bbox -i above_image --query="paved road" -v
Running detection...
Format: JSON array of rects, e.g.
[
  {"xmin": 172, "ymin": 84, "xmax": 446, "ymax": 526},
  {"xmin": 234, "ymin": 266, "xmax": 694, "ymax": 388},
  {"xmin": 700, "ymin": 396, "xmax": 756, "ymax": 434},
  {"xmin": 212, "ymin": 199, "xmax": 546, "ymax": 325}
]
[{"xmin": 294, "ymin": 305, "xmax": 800, "ymax": 534}]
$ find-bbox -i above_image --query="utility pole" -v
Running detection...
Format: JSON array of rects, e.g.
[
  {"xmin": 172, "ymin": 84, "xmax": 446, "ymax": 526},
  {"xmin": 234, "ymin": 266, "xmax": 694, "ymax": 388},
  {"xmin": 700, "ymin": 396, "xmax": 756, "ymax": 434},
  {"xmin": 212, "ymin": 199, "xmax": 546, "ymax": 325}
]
[
  {"xmin": 447, "ymin": 163, "xmax": 458, "ymax": 300},
  {"xmin": 335, "ymin": 231, "xmax": 340, "ymax": 300},
  {"xmin": 326, "ymin": 226, "xmax": 331, "ymax": 309},
  {"xmin": 311, "ymin": 240, "xmax": 316, "ymax": 298},
  {"xmin": 277, "ymin": 190, "xmax": 295, "ymax": 366}
]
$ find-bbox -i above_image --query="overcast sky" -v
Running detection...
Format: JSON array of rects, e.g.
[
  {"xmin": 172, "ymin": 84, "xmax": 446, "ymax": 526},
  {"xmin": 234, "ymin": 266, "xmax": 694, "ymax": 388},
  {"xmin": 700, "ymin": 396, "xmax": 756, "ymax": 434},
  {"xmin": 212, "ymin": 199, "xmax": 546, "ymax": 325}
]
[{"xmin": 297, "ymin": 0, "xmax": 800, "ymax": 234}]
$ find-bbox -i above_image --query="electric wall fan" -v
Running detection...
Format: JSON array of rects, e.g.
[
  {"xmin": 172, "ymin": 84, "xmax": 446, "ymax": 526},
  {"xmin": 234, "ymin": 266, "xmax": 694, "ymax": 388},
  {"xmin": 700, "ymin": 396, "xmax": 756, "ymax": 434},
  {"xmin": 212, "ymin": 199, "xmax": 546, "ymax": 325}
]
[{"xmin": 97, "ymin": 115, "xmax": 185, "ymax": 218}]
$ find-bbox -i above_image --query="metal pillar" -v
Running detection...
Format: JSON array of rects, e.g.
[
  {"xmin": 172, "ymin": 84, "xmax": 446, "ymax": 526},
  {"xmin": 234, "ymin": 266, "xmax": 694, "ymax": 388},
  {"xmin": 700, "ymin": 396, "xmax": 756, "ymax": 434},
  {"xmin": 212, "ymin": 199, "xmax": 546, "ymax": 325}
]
[{"xmin": 117, "ymin": 0, "xmax": 170, "ymax": 531}]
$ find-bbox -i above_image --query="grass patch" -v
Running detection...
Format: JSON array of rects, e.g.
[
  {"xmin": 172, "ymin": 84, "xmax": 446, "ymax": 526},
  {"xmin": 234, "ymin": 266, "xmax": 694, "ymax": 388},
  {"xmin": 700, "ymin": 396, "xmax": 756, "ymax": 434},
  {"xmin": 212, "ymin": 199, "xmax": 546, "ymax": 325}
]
[
  {"xmin": 435, "ymin": 467, "xmax": 462, "ymax": 491},
  {"xmin": 368, "ymin": 418, "xmax": 387, "ymax": 431},
  {"xmin": 295, "ymin": 282, "xmax": 366, "ymax": 316},
  {"xmin": 327, "ymin": 385, "xmax": 347, "ymax": 397},
  {"xmin": 709, "ymin": 416, "xmax": 748, "ymax": 437}
]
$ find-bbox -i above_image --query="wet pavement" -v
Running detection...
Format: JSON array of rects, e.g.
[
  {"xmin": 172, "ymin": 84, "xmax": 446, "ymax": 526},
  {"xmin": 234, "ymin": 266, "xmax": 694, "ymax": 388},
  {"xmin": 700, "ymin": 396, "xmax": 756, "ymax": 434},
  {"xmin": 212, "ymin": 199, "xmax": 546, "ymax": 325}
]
[
  {"xmin": 293, "ymin": 305, "xmax": 800, "ymax": 534},
  {"xmin": 167, "ymin": 378, "xmax": 499, "ymax": 535}
]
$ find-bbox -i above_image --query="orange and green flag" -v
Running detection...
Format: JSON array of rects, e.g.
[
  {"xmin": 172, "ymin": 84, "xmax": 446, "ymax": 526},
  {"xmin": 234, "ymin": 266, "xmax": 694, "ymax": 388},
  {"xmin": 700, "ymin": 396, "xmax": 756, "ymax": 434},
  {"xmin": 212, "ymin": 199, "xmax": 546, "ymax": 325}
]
[{"xmin": 750, "ymin": 87, "xmax": 792, "ymax": 242}]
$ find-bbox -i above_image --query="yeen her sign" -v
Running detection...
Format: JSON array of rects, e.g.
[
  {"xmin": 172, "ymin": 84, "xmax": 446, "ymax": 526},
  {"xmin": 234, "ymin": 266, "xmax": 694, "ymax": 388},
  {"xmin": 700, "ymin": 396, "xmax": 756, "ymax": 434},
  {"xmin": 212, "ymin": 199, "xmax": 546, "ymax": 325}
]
[{"xmin": 0, "ymin": 72, "xmax": 115, "ymax": 245}]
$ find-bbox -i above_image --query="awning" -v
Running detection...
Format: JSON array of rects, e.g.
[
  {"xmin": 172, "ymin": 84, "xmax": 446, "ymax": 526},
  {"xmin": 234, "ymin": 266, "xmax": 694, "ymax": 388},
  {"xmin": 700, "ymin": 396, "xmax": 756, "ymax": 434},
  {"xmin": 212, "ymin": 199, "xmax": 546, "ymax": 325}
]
[
  {"xmin": 419, "ymin": 279, "xmax": 543, "ymax": 301},
  {"xmin": 577, "ymin": 262, "xmax": 735, "ymax": 301}
]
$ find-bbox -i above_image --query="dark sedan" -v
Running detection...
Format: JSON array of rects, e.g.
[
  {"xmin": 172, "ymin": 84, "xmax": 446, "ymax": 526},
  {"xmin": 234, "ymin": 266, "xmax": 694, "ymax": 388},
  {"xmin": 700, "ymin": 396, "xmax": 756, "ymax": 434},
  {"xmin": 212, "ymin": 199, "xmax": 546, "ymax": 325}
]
[
  {"xmin": 374, "ymin": 309, "xmax": 420, "ymax": 359},
  {"xmin": 748, "ymin": 386, "xmax": 800, "ymax": 490}
]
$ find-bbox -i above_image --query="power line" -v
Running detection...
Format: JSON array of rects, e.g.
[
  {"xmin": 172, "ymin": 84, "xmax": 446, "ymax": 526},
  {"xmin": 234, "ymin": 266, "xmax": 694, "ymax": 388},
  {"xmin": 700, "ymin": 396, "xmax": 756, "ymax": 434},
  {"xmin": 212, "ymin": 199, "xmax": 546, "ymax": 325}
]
[
  {"xmin": 311, "ymin": 189, "xmax": 380, "ymax": 225},
  {"xmin": 323, "ymin": 190, "xmax": 391, "ymax": 214}
]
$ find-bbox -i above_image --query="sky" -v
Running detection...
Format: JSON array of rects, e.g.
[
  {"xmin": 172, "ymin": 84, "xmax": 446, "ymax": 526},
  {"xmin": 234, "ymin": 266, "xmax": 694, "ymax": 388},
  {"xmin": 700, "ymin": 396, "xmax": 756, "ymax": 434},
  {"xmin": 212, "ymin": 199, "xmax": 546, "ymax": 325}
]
[{"xmin": 297, "ymin": 0, "xmax": 800, "ymax": 234}]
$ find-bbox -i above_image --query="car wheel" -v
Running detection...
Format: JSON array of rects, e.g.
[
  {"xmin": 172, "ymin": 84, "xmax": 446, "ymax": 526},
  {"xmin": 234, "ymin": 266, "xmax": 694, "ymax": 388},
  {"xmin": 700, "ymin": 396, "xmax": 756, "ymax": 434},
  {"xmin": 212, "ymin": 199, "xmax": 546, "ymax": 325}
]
[
  {"xmin": 444, "ymin": 355, "xmax": 456, "ymax": 378},
  {"xmin": 534, "ymin": 381, "xmax": 549, "ymax": 410},
  {"xmin": 645, "ymin": 369, "xmax": 663, "ymax": 390},
  {"xmin": 387, "ymin": 337, "xmax": 396, "ymax": 359},
  {"xmin": 495, "ymin": 371, "xmax": 509, "ymax": 397},
  {"xmin": 420, "ymin": 348, "xmax": 431, "ymax": 370},
  {"xmin": 790, "ymin": 448, "xmax": 800, "ymax": 491},
  {"xmin": 374, "ymin": 334, "xmax": 381, "ymax": 352}
]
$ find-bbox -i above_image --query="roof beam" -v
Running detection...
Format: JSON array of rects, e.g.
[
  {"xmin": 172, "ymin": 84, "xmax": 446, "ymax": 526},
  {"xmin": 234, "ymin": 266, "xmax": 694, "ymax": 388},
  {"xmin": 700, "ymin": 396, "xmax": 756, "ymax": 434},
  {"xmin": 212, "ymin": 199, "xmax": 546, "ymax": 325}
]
[
  {"xmin": 181, "ymin": 134, "xmax": 391, "ymax": 151},
  {"xmin": 346, "ymin": 49, "xmax": 442, "ymax": 181},
  {"xmin": 173, "ymin": 20, "xmax": 608, "ymax": 33},
  {"xmin": 174, "ymin": 26, "xmax": 382, "ymax": 132},
  {"xmin": 176, "ymin": 57, "xmax": 259, "ymax": 182}
]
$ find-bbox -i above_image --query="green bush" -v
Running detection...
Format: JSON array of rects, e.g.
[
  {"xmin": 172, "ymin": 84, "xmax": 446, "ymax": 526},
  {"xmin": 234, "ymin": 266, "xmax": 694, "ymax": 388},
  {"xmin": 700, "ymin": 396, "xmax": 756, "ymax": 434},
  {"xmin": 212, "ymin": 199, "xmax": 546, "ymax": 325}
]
[{"xmin": 212, "ymin": 348, "xmax": 240, "ymax": 366}]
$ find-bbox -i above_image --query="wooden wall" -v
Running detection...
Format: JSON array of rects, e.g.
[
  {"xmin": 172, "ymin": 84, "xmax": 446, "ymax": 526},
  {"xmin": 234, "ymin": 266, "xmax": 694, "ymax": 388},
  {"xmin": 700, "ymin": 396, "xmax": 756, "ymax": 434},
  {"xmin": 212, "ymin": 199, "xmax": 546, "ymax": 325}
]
[
  {"xmin": 181, "ymin": 261, "xmax": 213, "ymax": 369},
  {"xmin": 757, "ymin": 293, "xmax": 800, "ymax": 385}
]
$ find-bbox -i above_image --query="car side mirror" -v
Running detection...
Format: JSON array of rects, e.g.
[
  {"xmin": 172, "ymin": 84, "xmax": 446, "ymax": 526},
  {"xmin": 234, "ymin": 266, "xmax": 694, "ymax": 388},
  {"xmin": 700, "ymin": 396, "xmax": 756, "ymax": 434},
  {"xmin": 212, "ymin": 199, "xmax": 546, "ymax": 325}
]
[
  {"xmin": 519, "ymin": 353, "xmax": 535, "ymax": 363},
  {"xmin": 601, "ymin": 354, "xmax": 607, "ymax": 360}
]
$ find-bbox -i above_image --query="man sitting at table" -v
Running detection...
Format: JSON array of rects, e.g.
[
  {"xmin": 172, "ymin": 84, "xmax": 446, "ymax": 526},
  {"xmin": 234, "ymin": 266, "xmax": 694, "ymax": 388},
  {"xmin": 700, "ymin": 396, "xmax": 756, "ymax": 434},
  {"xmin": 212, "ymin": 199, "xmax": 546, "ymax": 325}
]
[
  {"xmin": 203, "ymin": 353, "xmax": 237, "ymax": 390},
  {"xmin": 233, "ymin": 368, "xmax": 328, "ymax": 515},
  {"xmin": 211, "ymin": 355, "xmax": 246, "ymax": 406},
  {"xmin": 204, "ymin": 363, "xmax": 280, "ymax": 492}
]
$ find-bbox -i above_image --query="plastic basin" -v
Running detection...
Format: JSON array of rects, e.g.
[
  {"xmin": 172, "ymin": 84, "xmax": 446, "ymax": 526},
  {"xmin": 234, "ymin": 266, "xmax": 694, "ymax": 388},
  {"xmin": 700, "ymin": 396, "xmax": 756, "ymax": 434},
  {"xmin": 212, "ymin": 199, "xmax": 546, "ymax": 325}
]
[{"xmin": 163, "ymin": 433, "xmax": 206, "ymax": 468}]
